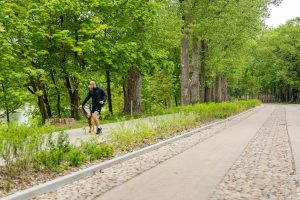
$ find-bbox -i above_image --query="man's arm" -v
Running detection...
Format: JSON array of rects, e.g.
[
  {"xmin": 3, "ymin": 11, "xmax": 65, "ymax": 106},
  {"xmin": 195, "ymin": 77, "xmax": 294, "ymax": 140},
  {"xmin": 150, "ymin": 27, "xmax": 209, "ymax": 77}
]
[
  {"xmin": 101, "ymin": 89, "xmax": 108, "ymax": 102},
  {"xmin": 81, "ymin": 91, "xmax": 91, "ymax": 106}
]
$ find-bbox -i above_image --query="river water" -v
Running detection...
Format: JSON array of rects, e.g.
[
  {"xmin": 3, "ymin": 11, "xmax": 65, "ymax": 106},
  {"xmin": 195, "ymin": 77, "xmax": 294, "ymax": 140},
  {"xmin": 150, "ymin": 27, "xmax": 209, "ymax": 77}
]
[{"xmin": 0, "ymin": 103, "xmax": 32, "ymax": 124}]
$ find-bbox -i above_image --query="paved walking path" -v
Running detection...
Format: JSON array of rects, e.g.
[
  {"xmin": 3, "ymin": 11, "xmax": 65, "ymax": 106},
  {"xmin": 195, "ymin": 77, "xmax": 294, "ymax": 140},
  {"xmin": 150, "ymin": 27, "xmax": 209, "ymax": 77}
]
[
  {"xmin": 95, "ymin": 104, "xmax": 274, "ymax": 200},
  {"xmin": 286, "ymin": 105, "xmax": 300, "ymax": 177},
  {"xmin": 35, "ymin": 104, "xmax": 300, "ymax": 200},
  {"xmin": 94, "ymin": 104, "xmax": 299, "ymax": 200}
]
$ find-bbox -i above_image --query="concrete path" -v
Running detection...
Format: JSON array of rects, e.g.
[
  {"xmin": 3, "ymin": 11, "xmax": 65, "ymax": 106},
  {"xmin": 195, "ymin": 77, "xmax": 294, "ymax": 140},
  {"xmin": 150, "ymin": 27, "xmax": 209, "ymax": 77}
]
[
  {"xmin": 95, "ymin": 105, "xmax": 277, "ymax": 200},
  {"xmin": 285, "ymin": 104, "xmax": 300, "ymax": 177}
]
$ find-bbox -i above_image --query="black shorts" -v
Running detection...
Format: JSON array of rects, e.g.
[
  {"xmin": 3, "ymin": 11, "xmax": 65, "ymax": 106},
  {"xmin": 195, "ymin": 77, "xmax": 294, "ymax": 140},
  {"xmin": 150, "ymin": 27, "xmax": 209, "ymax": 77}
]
[{"xmin": 91, "ymin": 106, "xmax": 102, "ymax": 114}]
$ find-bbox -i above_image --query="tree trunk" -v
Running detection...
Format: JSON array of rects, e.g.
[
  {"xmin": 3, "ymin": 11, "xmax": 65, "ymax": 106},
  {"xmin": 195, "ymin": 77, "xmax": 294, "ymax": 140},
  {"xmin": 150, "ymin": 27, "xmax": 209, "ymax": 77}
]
[
  {"xmin": 50, "ymin": 70, "xmax": 61, "ymax": 118},
  {"xmin": 5, "ymin": 109, "xmax": 10, "ymax": 123},
  {"xmin": 288, "ymin": 86, "xmax": 293, "ymax": 102},
  {"xmin": 124, "ymin": 67, "xmax": 142, "ymax": 114},
  {"xmin": 223, "ymin": 77, "xmax": 229, "ymax": 101},
  {"xmin": 38, "ymin": 96, "xmax": 48, "ymax": 123},
  {"xmin": 205, "ymin": 86, "xmax": 211, "ymax": 102},
  {"xmin": 42, "ymin": 85, "xmax": 52, "ymax": 118},
  {"xmin": 27, "ymin": 76, "xmax": 49, "ymax": 123},
  {"xmin": 200, "ymin": 39, "xmax": 207, "ymax": 102},
  {"xmin": 190, "ymin": 36, "xmax": 199, "ymax": 104},
  {"xmin": 211, "ymin": 83, "xmax": 215, "ymax": 102},
  {"xmin": 180, "ymin": 35, "xmax": 190, "ymax": 105},
  {"xmin": 215, "ymin": 76, "xmax": 222, "ymax": 102},
  {"xmin": 106, "ymin": 70, "xmax": 113, "ymax": 114},
  {"xmin": 73, "ymin": 89, "xmax": 80, "ymax": 119},
  {"xmin": 175, "ymin": 95, "xmax": 178, "ymax": 107},
  {"xmin": 64, "ymin": 72, "xmax": 80, "ymax": 120}
]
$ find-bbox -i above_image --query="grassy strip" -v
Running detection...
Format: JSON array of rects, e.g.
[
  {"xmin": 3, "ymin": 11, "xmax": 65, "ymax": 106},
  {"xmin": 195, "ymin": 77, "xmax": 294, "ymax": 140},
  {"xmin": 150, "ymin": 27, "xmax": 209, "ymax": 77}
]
[
  {"xmin": 52, "ymin": 99, "xmax": 259, "ymax": 132},
  {"xmin": 0, "ymin": 100, "xmax": 260, "ymax": 193},
  {"xmin": 0, "ymin": 127, "xmax": 113, "ymax": 191},
  {"xmin": 109, "ymin": 100, "xmax": 260, "ymax": 151}
]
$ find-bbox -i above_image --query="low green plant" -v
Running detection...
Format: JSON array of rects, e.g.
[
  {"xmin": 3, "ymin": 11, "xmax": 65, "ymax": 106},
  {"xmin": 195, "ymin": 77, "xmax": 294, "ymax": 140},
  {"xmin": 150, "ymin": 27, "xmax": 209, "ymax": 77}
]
[
  {"xmin": 81, "ymin": 139, "xmax": 114, "ymax": 161},
  {"xmin": 0, "ymin": 126, "xmax": 115, "ymax": 191},
  {"xmin": 0, "ymin": 123, "xmax": 55, "ymax": 190},
  {"xmin": 66, "ymin": 147, "xmax": 87, "ymax": 167}
]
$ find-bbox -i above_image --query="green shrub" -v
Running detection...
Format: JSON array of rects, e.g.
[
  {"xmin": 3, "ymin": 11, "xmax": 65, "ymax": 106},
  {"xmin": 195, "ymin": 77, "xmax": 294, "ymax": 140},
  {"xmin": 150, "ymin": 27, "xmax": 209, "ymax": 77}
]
[
  {"xmin": 32, "ymin": 132, "xmax": 71, "ymax": 171},
  {"xmin": 82, "ymin": 140, "xmax": 114, "ymax": 161},
  {"xmin": 0, "ymin": 124, "xmax": 54, "ymax": 174},
  {"xmin": 66, "ymin": 147, "xmax": 87, "ymax": 167}
]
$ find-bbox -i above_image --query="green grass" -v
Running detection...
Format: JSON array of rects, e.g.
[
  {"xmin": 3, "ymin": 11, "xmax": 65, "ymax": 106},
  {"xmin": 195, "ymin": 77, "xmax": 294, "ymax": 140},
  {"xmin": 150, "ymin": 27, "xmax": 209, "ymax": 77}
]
[{"xmin": 109, "ymin": 100, "xmax": 260, "ymax": 152}]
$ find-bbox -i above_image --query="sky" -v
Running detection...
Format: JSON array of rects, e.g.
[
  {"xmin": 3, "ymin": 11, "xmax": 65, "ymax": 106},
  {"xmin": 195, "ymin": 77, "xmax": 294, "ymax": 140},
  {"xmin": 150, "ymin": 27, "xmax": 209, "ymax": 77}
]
[{"xmin": 265, "ymin": 0, "xmax": 300, "ymax": 27}]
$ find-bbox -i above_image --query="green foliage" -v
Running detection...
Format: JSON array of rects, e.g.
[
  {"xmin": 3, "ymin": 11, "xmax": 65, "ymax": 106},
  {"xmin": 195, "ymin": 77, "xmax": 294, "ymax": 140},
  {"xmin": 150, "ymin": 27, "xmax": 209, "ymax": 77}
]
[
  {"xmin": 66, "ymin": 147, "xmax": 87, "ymax": 167},
  {"xmin": 238, "ymin": 18, "xmax": 300, "ymax": 101},
  {"xmin": 81, "ymin": 140, "xmax": 114, "ymax": 161}
]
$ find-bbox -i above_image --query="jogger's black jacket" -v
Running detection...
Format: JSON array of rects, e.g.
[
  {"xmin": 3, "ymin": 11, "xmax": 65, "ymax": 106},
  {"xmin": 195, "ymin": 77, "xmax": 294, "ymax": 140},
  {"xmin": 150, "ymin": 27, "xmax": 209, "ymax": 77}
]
[{"xmin": 81, "ymin": 86, "xmax": 107, "ymax": 108}]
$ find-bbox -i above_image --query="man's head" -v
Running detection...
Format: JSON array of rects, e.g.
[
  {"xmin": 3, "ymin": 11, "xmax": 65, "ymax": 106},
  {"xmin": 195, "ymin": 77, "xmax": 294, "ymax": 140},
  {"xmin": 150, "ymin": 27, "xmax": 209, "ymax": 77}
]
[{"xmin": 88, "ymin": 81, "xmax": 96, "ymax": 90}]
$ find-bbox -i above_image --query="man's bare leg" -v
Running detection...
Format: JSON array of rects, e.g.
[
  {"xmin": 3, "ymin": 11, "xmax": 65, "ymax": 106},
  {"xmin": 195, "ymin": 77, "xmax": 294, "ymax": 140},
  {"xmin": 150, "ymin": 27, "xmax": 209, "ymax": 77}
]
[{"xmin": 92, "ymin": 111, "xmax": 100, "ymax": 129}]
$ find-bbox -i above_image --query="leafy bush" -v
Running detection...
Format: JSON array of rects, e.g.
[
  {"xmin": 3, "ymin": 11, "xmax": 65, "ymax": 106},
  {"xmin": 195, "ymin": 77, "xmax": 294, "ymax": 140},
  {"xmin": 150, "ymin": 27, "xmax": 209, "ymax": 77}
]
[
  {"xmin": 66, "ymin": 147, "xmax": 87, "ymax": 167},
  {"xmin": 32, "ymin": 132, "xmax": 71, "ymax": 171},
  {"xmin": 81, "ymin": 139, "xmax": 114, "ymax": 161}
]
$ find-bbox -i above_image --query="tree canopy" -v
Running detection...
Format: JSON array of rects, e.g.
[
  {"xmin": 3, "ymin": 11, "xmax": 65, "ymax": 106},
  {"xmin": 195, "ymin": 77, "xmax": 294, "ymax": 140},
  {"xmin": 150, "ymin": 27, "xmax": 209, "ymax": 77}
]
[{"xmin": 0, "ymin": 0, "xmax": 298, "ymax": 123}]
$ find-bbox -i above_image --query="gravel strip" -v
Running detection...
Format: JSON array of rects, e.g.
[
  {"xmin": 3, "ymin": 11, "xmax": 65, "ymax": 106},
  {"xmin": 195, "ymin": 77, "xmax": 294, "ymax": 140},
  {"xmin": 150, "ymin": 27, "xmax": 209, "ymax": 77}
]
[
  {"xmin": 211, "ymin": 106, "xmax": 298, "ymax": 200},
  {"xmin": 33, "ymin": 108, "xmax": 259, "ymax": 200}
]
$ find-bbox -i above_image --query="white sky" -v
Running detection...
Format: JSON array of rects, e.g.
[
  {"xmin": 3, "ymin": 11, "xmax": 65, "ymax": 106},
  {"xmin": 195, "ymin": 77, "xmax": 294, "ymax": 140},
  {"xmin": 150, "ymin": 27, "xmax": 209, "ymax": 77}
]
[{"xmin": 265, "ymin": 0, "xmax": 300, "ymax": 27}]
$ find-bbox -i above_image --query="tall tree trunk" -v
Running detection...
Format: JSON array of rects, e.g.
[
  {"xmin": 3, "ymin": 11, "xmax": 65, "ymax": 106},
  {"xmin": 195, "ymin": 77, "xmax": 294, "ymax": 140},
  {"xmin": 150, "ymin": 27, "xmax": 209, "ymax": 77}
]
[
  {"xmin": 200, "ymin": 39, "xmax": 207, "ymax": 102},
  {"xmin": 106, "ymin": 70, "xmax": 113, "ymax": 114},
  {"xmin": 124, "ymin": 67, "xmax": 142, "ymax": 114},
  {"xmin": 211, "ymin": 83, "xmax": 215, "ymax": 102},
  {"xmin": 288, "ymin": 86, "xmax": 293, "ymax": 102},
  {"xmin": 38, "ymin": 96, "xmax": 48, "ymax": 123},
  {"xmin": 50, "ymin": 70, "xmax": 61, "ymax": 118},
  {"xmin": 27, "ymin": 76, "xmax": 49, "ymax": 123},
  {"xmin": 180, "ymin": 35, "xmax": 190, "ymax": 105},
  {"xmin": 73, "ymin": 89, "xmax": 80, "ymax": 119},
  {"xmin": 42, "ymin": 85, "xmax": 52, "ymax": 118},
  {"xmin": 205, "ymin": 86, "xmax": 211, "ymax": 102},
  {"xmin": 190, "ymin": 36, "xmax": 199, "ymax": 104},
  {"xmin": 64, "ymin": 72, "xmax": 80, "ymax": 120},
  {"xmin": 5, "ymin": 109, "xmax": 10, "ymax": 123},
  {"xmin": 215, "ymin": 76, "xmax": 222, "ymax": 102},
  {"xmin": 223, "ymin": 77, "xmax": 229, "ymax": 101}
]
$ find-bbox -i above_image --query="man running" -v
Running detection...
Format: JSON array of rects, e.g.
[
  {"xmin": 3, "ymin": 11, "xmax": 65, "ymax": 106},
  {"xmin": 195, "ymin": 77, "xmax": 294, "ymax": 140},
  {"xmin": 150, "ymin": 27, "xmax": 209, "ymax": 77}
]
[{"xmin": 79, "ymin": 81, "xmax": 107, "ymax": 134}]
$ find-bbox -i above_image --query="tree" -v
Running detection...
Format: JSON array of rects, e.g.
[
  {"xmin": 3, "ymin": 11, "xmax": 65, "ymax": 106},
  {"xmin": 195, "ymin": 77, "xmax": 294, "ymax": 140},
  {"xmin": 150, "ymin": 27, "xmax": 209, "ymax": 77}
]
[{"xmin": 240, "ymin": 18, "xmax": 300, "ymax": 102}]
